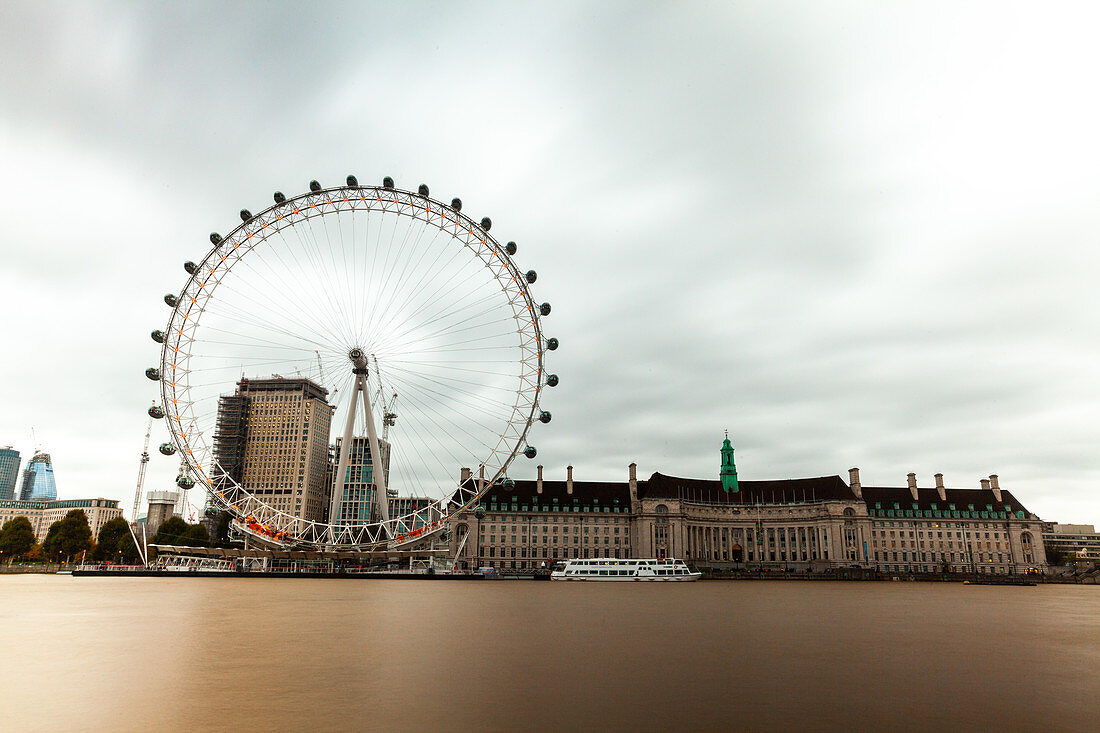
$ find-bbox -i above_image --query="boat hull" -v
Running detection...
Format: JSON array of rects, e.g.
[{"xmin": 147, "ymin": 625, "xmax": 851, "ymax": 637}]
[{"xmin": 550, "ymin": 573, "xmax": 701, "ymax": 582}]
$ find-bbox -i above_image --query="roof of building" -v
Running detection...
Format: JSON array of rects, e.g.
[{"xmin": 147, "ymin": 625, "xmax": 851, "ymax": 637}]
[
  {"xmin": 460, "ymin": 469, "xmax": 1037, "ymax": 517},
  {"xmin": 859, "ymin": 486, "xmax": 1033, "ymax": 516},
  {"xmin": 237, "ymin": 375, "xmax": 329, "ymax": 401},
  {"xmin": 639, "ymin": 472, "xmax": 854, "ymax": 504},
  {"xmin": 466, "ymin": 478, "xmax": 632, "ymax": 506}
]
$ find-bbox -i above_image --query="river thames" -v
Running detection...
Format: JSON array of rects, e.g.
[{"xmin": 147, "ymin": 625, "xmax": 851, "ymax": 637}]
[{"xmin": 2, "ymin": 576, "xmax": 1098, "ymax": 731}]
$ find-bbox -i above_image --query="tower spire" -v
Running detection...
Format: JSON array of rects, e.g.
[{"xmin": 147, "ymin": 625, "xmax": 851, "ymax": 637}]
[{"xmin": 720, "ymin": 432, "xmax": 738, "ymax": 493}]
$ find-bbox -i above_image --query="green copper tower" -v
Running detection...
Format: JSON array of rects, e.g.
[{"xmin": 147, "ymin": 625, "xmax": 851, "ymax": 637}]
[{"xmin": 720, "ymin": 431, "xmax": 738, "ymax": 492}]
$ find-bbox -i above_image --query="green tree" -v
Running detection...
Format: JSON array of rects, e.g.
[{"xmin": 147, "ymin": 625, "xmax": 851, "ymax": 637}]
[
  {"xmin": 41, "ymin": 509, "xmax": 94, "ymax": 563},
  {"xmin": 0, "ymin": 516, "xmax": 38, "ymax": 562},
  {"xmin": 182, "ymin": 522, "xmax": 209, "ymax": 547},
  {"xmin": 151, "ymin": 516, "xmax": 191, "ymax": 546},
  {"xmin": 92, "ymin": 517, "xmax": 142, "ymax": 563}
]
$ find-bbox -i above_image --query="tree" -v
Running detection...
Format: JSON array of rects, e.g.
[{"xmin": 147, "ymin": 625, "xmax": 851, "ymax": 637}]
[
  {"xmin": 92, "ymin": 517, "xmax": 142, "ymax": 563},
  {"xmin": 41, "ymin": 509, "xmax": 94, "ymax": 563},
  {"xmin": 182, "ymin": 522, "xmax": 209, "ymax": 547},
  {"xmin": 151, "ymin": 516, "xmax": 190, "ymax": 546},
  {"xmin": 0, "ymin": 516, "xmax": 37, "ymax": 561}
]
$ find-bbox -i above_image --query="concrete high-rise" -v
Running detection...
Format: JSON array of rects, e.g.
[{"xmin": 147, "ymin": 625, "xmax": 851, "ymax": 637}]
[
  {"xmin": 0, "ymin": 447, "xmax": 20, "ymax": 501},
  {"xmin": 18, "ymin": 452, "xmax": 56, "ymax": 501},
  {"xmin": 211, "ymin": 377, "xmax": 334, "ymax": 523},
  {"xmin": 145, "ymin": 490, "xmax": 179, "ymax": 535}
]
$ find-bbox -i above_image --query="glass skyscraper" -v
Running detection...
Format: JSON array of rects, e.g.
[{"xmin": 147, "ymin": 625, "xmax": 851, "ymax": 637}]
[
  {"xmin": 331, "ymin": 436, "xmax": 391, "ymax": 524},
  {"xmin": 18, "ymin": 452, "xmax": 57, "ymax": 501},
  {"xmin": 0, "ymin": 447, "xmax": 20, "ymax": 501}
]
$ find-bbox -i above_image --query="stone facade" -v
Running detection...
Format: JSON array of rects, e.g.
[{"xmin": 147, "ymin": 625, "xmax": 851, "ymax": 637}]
[
  {"xmin": 447, "ymin": 442, "xmax": 1048, "ymax": 575},
  {"xmin": 214, "ymin": 377, "xmax": 335, "ymax": 523},
  {"xmin": 0, "ymin": 498, "xmax": 123, "ymax": 542}
]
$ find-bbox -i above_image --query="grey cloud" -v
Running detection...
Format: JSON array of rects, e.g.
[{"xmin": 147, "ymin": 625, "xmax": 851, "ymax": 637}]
[{"xmin": 1, "ymin": 1, "xmax": 1098, "ymax": 526}]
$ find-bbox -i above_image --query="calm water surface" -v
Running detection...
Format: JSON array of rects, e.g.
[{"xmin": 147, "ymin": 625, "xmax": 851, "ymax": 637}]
[{"xmin": 1, "ymin": 576, "xmax": 1098, "ymax": 732}]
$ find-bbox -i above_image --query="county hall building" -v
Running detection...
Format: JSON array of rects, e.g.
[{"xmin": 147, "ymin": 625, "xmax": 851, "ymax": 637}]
[{"xmin": 448, "ymin": 435, "xmax": 1047, "ymax": 574}]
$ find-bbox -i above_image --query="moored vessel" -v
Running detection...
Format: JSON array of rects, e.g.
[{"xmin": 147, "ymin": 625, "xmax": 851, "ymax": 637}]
[{"xmin": 550, "ymin": 557, "xmax": 701, "ymax": 581}]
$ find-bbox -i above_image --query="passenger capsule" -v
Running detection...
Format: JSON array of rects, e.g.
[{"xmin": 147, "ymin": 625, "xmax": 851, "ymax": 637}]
[
  {"xmin": 177, "ymin": 475, "xmax": 195, "ymax": 490},
  {"xmin": 480, "ymin": 217, "xmax": 492, "ymax": 231},
  {"xmin": 539, "ymin": 411, "xmax": 552, "ymax": 424},
  {"xmin": 546, "ymin": 337, "xmax": 559, "ymax": 351},
  {"xmin": 546, "ymin": 374, "xmax": 559, "ymax": 387},
  {"xmin": 273, "ymin": 191, "xmax": 286, "ymax": 204},
  {"xmin": 502, "ymin": 477, "xmax": 515, "ymax": 488},
  {"xmin": 539, "ymin": 302, "xmax": 551, "ymax": 316},
  {"xmin": 158, "ymin": 443, "xmax": 177, "ymax": 456},
  {"xmin": 524, "ymin": 446, "xmax": 537, "ymax": 459},
  {"xmin": 383, "ymin": 176, "xmax": 395, "ymax": 189},
  {"xmin": 148, "ymin": 405, "xmax": 165, "ymax": 419},
  {"xmin": 184, "ymin": 261, "xmax": 197, "ymax": 275},
  {"xmin": 505, "ymin": 241, "xmax": 517, "ymax": 255},
  {"xmin": 346, "ymin": 174, "xmax": 358, "ymax": 187},
  {"xmin": 474, "ymin": 506, "xmax": 486, "ymax": 518},
  {"xmin": 164, "ymin": 294, "xmax": 178, "ymax": 307},
  {"xmin": 239, "ymin": 209, "xmax": 252, "ymax": 222},
  {"xmin": 525, "ymin": 270, "xmax": 537, "ymax": 284},
  {"xmin": 418, "ymin": 184, "xmax": 430, "ymax": 196},
  {"xmin": 309, "ymin": 180, "xmax": 322, "ymax": 192},
  {"xmin": 450, "ymin": 198, "xmax": 462, "ymax": 211},
  {"xmin": 151, "ymin": 330, "xmax": 165, "ymax": 344},
  {"xmin": 210, "ymin": 232, "xmax": 222, "ymax": 245},
  {"xmin": 145, "ymin": 367, "xmax": 161, "ymax": 381}
]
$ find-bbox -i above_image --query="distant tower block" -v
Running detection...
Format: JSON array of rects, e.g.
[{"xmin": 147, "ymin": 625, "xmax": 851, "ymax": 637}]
[
  {"xmin": 146, "ymin": 490, "xmax": 180, "ymax": 536},
  {"xmin": 0, "ymin": 446, "xmax": 20, "ymax": 501},
  {"xmin": 720, "ymin": 431, "xmax": 739, "ymax": 493}
]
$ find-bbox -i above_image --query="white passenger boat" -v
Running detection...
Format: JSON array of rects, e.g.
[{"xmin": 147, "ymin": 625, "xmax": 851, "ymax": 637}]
[{"xmin": 550, "ymin": 557, "xmax": 702, "ymax": 581}]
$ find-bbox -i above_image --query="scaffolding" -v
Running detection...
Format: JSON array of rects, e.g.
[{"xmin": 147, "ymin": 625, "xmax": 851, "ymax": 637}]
[{"xmin": 209, "ymin": 392, "xmax": 247, "ymax": 515}]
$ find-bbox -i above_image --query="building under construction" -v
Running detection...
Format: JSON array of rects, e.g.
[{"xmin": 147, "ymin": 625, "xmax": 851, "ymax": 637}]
[{"xmin": 210, "ymin": 376, "xmax": 335, "ymax": 524}]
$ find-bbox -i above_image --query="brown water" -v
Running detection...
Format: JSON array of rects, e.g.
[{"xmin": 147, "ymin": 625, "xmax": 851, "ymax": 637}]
[{"xmin": 1, "ymin": 576, "xmax": 1098, "ymax": 732}]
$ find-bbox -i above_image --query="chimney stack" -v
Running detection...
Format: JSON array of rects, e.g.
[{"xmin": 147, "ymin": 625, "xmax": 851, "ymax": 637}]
[
  {"xmin": 629, "ymin": 462, "xmax": 638, "ymax": 502},
  {"xmin": 536, "ymin": 465, "xmax": 543, "ymax": 494},
  {"xmin": 989, "ymin": 474, "xmax": 1002, "ymax": 502},
  {"xmin": 907, "ymin": 472, "xmax": 918, "ymax": 501},
  {"xmin": 848, "ymin": 467, "xmax": 862, "ymax": 499},
  {"xmin": 460, "ymin": 467, "xmax": 471, "ymax": 484},
  {"xmin": 567, "ymin": 465, "xmax": 574, "ymax": 495},
  {"xmin": 980, "ymin": 477, "xmax": 991, "ymax": 492},
  {"xmin": 934, "ymin": 473, "xmax": 946, "ymax": 501}
]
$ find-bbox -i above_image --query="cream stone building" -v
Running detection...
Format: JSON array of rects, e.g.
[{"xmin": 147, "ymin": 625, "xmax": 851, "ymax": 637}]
[
  {"xmin": 212, "ymin": 376, "xmax": 335, "ymax": 524},
  {"xmin": 449, "ymin": 436, "xmax": 1047, "ymax": 574},
  {"xmin": 0, "ymin": 498, "xmax": 123, "ymax": 542}
]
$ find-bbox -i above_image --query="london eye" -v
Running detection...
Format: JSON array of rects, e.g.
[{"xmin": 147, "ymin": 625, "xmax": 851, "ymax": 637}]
[{"xmin": 145, "ymin": 175, "xmax": 557, "ymax": 549}]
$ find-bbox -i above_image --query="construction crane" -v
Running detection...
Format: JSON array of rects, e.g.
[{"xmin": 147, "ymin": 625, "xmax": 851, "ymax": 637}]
[
  {"xmin": 381, "ymin": 393, "xmax": 398, "ymax": 442},
  {"xmin": 315, "ymin": 349, "xmax": 339, "ymax": 403},
  {"xmin": 131, "ymin": 403, "xmax": 155, "ymax": 521}
]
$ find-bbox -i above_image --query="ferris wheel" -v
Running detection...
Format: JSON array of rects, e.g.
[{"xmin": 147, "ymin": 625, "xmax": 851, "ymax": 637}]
[{"xmin": 144, "ymin": 175, "xmax": 557, "ymax": 549}]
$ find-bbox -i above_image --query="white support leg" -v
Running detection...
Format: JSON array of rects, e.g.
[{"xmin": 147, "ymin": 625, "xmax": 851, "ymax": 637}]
[
  {"xmin": 359, "ymin": 371, "xmax": 390, "ymax": 525},
  {"xmin": 329, "ymin": 376, "xmax": 361, "ymax": 535}
]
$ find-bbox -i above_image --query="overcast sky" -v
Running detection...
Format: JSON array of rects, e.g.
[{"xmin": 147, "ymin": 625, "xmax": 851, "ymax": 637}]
[{"xmin": 1, "ymin": 1, "xmax": 1098, "ymax": 524}]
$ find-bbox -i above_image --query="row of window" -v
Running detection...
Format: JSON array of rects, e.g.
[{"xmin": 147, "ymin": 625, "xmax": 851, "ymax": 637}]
[
  {"xmin": 475, "ymin": 548, "xmax": 627, "ymax": 560},
  {"xmin": 481, "ymin": 524, "xmax": 624, "ymax": 534},
  {"xmin": 488, "ymin": 504, "xmax": 625, "ymax": 513},
  {"xmin": 875, "ymin": 550, "xmax": 1011, "ymax": 563}
]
